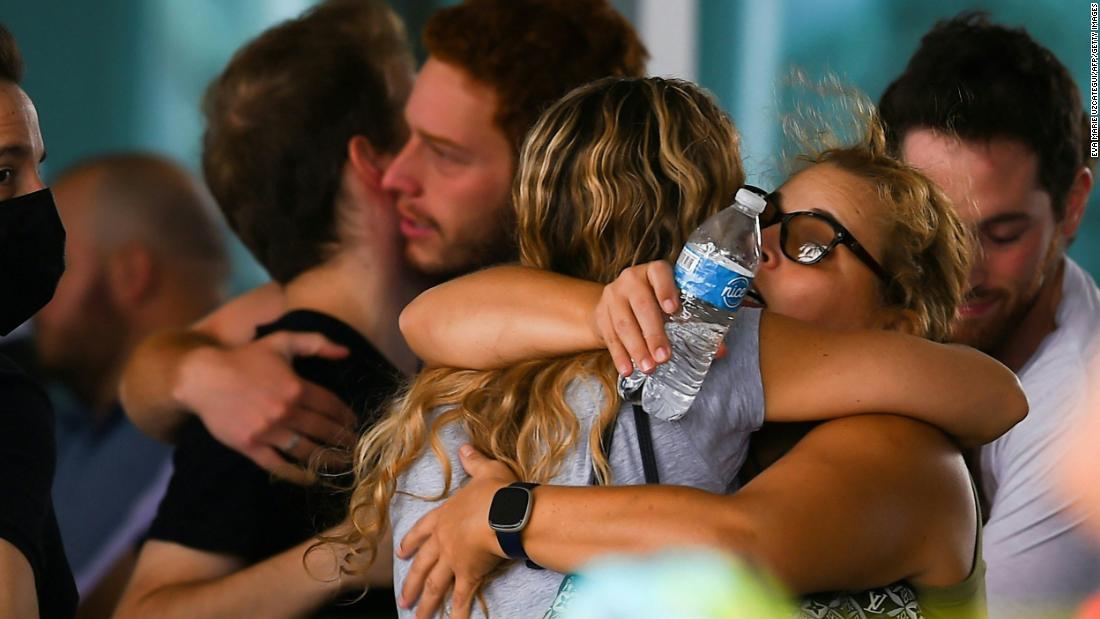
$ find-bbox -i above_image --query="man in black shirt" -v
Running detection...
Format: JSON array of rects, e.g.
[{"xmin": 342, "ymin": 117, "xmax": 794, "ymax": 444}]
[
  {"xmin": 0, "ymin": 22, "xmax": 79, "ymax": 619},
  {"xmin": 113, "ymin": 2, "xmax": 429, "ymax": 617}
]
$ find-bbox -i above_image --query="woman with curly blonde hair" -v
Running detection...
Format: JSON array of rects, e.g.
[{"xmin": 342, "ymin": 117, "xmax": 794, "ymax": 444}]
[{"xmin": 344, "ymin": 77, "xmax": 1023, "ymax": 618}]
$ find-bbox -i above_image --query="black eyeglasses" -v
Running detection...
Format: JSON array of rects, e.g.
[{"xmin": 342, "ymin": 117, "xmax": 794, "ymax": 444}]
[{"xmin": 758, "ymin": 190, "xmax": 890, "ymax": 283}]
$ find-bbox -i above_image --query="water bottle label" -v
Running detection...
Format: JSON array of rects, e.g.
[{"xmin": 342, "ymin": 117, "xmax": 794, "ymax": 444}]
[{"xmin": 675, "ymin": 244, "xmax": 753, "ymax": 311}]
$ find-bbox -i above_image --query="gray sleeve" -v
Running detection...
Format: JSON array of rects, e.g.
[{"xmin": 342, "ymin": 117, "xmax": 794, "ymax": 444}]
[
  {"xmin": 389, "ymin": 411, "xmax": 469, "ymax": 618},
  {"xmin": 675, "ymin": 307, "xmax": 764, "ymax": 484},
  {"xmin": 389, "ymin": 412, "xmax": 573, "ymax": 618}
]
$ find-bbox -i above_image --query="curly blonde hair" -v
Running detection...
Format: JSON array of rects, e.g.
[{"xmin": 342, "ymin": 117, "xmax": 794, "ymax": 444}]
[
  {"xmin": 333, "ymin": 77, "xmax": 743, "ymax": 596},
  {"xmin": 780, "ymin": 73, "xmax": 971, "ymax": 341},
  {"xmin": 811, "ymin": 135, "xmax": 971, "ymax": 342}
]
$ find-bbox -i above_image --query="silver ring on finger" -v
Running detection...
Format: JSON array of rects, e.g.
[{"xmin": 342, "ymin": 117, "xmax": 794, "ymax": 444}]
[{"xmin": 281, "ymin": 431, "xmax": 302, "ymax": 453}]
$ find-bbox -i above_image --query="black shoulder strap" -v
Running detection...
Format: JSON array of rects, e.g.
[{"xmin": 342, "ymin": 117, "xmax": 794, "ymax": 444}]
[
  {"xmin": 588, "ymin": 405, "xmax": 661, "ymax": 486},
  {"xmin": 632, "ymin": 404, "xmax": 660, "ymax": 484}
]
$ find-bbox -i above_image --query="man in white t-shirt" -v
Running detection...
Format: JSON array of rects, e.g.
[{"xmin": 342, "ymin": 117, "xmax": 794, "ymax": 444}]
[{"xmin": 880, "ymin": 12, "xmax": 1100, "ymax": 618}]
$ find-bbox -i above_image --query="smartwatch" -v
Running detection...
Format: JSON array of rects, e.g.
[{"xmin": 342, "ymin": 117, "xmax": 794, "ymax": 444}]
[{"xmin": 488, "ymin": 482, "xmax": 542, "ymax": 569}]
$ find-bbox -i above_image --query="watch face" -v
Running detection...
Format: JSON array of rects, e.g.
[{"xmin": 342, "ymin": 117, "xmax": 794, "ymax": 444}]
[{"xmin": 489, "ymin": 486, "xmax": 532, "ymax": 532}]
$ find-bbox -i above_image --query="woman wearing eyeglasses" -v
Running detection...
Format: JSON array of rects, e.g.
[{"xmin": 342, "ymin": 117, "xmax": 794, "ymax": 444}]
[{"xmin": 340, "ymin": 77, "xmax": 1021, "ymax": 619}]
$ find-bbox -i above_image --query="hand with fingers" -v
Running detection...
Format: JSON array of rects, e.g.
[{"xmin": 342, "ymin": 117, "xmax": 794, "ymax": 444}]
[
  {"xmin": 173, "ymin": 331, "xmax": 359, "ymax": 485},
  {"xmin": 595, "ymin": 261, "xmax": 728, "ymax": 379},
  {"xmin": 595, "ymin": 261, "xmax": 682, "ymax": 377},
  {"xmin": 397, "ymin": 445, "xmax": 519, "ymax": 619}
]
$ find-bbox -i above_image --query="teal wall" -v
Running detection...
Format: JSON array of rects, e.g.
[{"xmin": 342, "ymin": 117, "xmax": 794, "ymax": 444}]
[
  {"xmin": 3, "ymin": 0, "xmax": 1097, "ymax": 280},
  {"xmin": 3, "ymin": 1, "xmax": 317, "ymax": 291}
]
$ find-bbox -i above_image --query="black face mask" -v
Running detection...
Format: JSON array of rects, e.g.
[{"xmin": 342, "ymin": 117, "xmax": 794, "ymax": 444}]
[{"xmin": 0, "ymin": 188, "xmax": 66, "ymax": 336}]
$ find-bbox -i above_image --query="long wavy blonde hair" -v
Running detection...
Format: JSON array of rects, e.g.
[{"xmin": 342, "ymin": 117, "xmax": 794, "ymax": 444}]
[{"xmin": 336, "ymin": 77, "xmax": 743, "ymax": 576}]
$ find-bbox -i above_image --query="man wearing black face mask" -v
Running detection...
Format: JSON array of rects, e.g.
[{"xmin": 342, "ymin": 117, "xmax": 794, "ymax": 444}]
[{"xmin": 0, "ymin": 23, "xmax": 79, "ymax": 619}]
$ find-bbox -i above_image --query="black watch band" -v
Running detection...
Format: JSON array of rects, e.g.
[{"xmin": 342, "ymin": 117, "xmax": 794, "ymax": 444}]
[{"xmin": 489, "ymin": 482, "xmax": 543, "ymax": 569}]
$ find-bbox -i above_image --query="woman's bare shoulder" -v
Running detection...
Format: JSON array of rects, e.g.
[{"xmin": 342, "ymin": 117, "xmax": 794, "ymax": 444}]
[{"xmin": 794, "ymin": 415, "xmax": 979, "ymax": 587}]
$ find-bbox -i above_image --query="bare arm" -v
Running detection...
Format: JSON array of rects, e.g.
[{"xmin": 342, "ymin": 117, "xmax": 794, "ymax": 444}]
[
  {"xmin": 114, "ymin": 540, "xmax": 330, "ymax": 619},
  {"xmin": 113, "ymin": 532, "xmax": 391, "ymax": 619},
  {"xmin": 119, "ymin": 329, "xmax": 223, "ymax": 442},
  {"xmin": 399, "ymin": 266, "xmax": 603, "ymax": 369},
  {"xmin": 524, "ymin": 416, "xmax": 976, "ymax": 591},
  {"xmin": 0, "ymin": 540, "xmax": 38, "ymax": 619},
  {"xmin": 118, "ymin": 284, "xmax": 358, "ymax": 483},
  {"xmin": 398, "ymin": 417, "xmax": 977, "ymax": 618},
  {"xmin": 758, "ymin": 312, "xmax": 1027, "ymax": 446},
  {"xmin": 119, "ymin": 282, "xmax": 288, "ymax": 441},
  {"xmin": 400, "ymin": 264, "xmax": 1026, "ymax": 446}
]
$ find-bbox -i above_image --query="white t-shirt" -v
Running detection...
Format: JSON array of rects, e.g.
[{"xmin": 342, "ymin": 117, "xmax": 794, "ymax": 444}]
[{"xmin": 981, "ymin": 257, "xmax": 1100, "ymax": 618}]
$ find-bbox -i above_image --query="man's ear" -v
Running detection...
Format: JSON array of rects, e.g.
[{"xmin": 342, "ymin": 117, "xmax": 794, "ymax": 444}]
[
  {"xmin": 879, "ymin": 307, "xmax": 921, "ymax": 337},
  {"xmin": 1062, "ymin": 166, "xmax": 1092, "ymax": 240},
  {"xmin": 106, "ymin": 244, "xmax": 155, "ymax": 309},
  {"xmin": 347, "ymin": 135, "xmax": 387, "ymax": 191}
]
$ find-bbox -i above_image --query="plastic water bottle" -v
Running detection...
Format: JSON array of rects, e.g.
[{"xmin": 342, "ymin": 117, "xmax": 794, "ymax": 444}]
[{"xmin": 618, "ymin": 187, "xmax": 765, "ymax": 421}]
